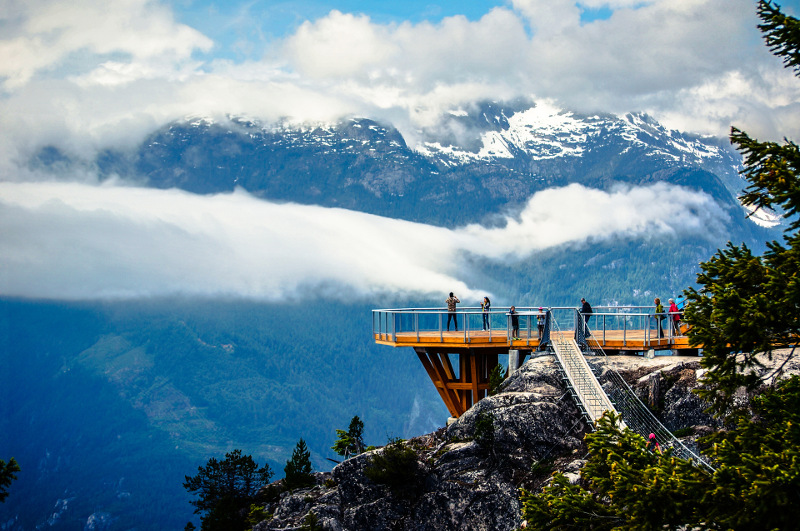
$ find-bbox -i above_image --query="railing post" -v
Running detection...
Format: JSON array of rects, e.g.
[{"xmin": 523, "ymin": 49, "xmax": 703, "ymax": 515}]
[
  {"xmin": 622, "ymin": 317, "xmax": 627, "ymax": 347},
  {"xmin": 602, "ymin": 315, "xmax": 606, "ymax": 343},
  {"xmin": 415, "ymin": 312, "xmax": 419, "ymax": 342}
]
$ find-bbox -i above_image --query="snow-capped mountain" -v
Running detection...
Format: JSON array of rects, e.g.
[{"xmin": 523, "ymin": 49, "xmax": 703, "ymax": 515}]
[
  {"xmin": 43, "ymin": 99, "xmax": 764, "ymax": 229},
  {"xmin": 421, "ymin": 101, "xmax": 727, "ymax": 165},
  {"xmin": 416, "ymin": 100, "xmax": 746, "ymax": 198}
]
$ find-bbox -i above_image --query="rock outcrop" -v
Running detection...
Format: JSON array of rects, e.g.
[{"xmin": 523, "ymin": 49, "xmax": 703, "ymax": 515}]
[{"xmin": 254, "ymin": 353, "xmax": 717, "ymax": 531}]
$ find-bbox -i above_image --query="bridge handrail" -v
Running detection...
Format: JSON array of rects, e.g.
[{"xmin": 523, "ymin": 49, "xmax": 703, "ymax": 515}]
[
  {"xmin": 580, "ymin": 319, "xmax": 715, "ymax": 473},
  {"xmin": 549, "ymin": 314, "xmax": 619, "ymax": 425}
]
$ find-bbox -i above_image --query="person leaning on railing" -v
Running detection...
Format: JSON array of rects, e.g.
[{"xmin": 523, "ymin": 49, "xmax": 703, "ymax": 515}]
[
  {"xmin": 509, "ymin": 306, "xmax": 520, "ymax": 340},
  {"xmin": 654, "ymin": 297, "xmax": 665, "ymax": 338}
]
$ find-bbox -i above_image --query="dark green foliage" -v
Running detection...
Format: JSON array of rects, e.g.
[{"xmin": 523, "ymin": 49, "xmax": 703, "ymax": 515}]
[
  {"xmin": 183, "ymin": 449, "xmax": 273, "ymax": 531},
  {"xmin": 701, "ymin": 376, "xmax": 800, "ymax": 528},
  {"xmin": 473, "ymin": 411, "xmax": 496, "ymax": 451},
  {"xmin": 685, "ymin": 1, "xmax": 800, "ymax": 416},
  {"xmin": 331, "ymin": 415, "xmax": 365, "ymax": 459},
  {"xmin": 284, "ymin": 439, "xmax": 315, "ymax": 491},
  {"xmin": 488, "ymin": 363, "xmax": 506, "ymax": 396},
  {"xmin": 523, "ymin": 381, "xmax": 800, "ymax": 530},
  {"xmin": 0, "ymin": 458, "xmax": 19, "ymax": 503},
  {"xmin": 522, "ymin": 412, "xmax": 711, "ymax": 530},
  {"xmin": 246, "ymin": 503, "xmax": 268, "ymax": 527},
  {"xmin": 364, "ymin": 438, "xmax": 423, "ymax": 496},
  {"xmin": 529, "ymin": 459, "xmax": 553, "ymax": 476},
  {"xmin": 671, "ymin": 427, "xmax": 694, "ymax": 438},
  {"xmin": 299, "ymin": 511, "xmax": 323, "ymax": 531},
  {"xmin": 759, "ymin": 0, "xmax": 800, "ymax": 74}
]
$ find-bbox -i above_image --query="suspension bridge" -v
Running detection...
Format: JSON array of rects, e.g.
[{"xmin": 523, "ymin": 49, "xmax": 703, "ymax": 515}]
[{"xmin": 372, "ymin": 305, "xmax": 714, "ymax": 472}]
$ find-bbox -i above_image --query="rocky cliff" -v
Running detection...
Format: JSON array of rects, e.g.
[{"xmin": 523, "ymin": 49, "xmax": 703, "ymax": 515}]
[{"xmin": 253, "ymin": 353, "xmax": 716, "ymax": 531}]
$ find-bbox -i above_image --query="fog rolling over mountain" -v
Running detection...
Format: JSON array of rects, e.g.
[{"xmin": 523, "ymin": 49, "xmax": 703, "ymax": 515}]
[{"xmin": 2, "ymin": 101, "xmax": 780, "ymax": 529}]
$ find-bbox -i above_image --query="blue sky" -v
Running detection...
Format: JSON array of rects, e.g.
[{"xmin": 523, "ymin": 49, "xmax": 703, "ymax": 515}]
[{"xmin": 170, "ymin": 0, "xmax": 650, "ymax": 62}]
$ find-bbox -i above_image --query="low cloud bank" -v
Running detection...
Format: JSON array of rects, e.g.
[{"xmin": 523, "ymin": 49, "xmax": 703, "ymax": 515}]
[{"xmin": 0, "ymin": 181, "xmax": 728, "ymax": 301}]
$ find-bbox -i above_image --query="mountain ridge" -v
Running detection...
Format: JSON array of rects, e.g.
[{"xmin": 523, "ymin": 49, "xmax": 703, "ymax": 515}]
[{"xmin": 34, "ymin": 99, "xmax": 771, "ymax": 230}]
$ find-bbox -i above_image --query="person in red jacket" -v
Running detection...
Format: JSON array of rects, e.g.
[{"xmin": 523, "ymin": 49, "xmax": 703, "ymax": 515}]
[{"xmin": 668, "ymin": 298, "xmax": 681, "ymax": 336}]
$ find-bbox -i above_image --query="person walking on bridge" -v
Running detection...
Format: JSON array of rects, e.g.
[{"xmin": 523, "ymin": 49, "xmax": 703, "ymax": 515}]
[
  {"xmin": 446, "ymin": 292, "xmax": 460, "ymax": 331},
  {"xmin": 580, "ymin": 298, "xmax": 593, "ymax": 337},
  {"xmin": 646, "ymin": 433, "xmax": 661, "ymax": 453}
]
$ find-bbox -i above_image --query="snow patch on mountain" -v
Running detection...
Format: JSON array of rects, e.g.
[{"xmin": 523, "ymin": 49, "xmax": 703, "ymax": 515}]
[
  {"xmin": 743, "ymin": 203, "xmax": 782, "ymax": 228},
  {"xmin": 417, "ymin": 101, "xmax": 732, "ymax": 168}
]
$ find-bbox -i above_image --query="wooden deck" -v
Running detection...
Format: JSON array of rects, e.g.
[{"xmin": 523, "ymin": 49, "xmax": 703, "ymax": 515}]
[{"xmin": 374, "ymin": 329, "xmax": 695, "ymax": 353}]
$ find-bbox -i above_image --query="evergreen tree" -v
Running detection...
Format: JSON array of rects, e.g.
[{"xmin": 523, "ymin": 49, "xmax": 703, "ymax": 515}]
[
  {"xmin": 0, "ymin": 457, "xmax": 20, "ymax": 503},
  {"xmin": 284, "ymin": 438, "xmax": 314, "ymax": 491},
  {"xmin": 331, "ymin": 415, "xmax": 365, "ymax": 459},
  {"xmin": 488, "ymin": 363, "xmax": 506, "ymax": 395},
  {"xmin": 364, "ymin": 437, "xmax": 423, "ymax": 497},
  {"xmin": 473, "ymin": 411, "xmax": 495, "ymax": 452},
  {"xmin": 183, "ymin": 449, "xmax": 273, "ymax": 531},
  {"xmin": 523, "ymin": 382, "xmax": 800, "ymax": 530},
  {"xmin": 685, "ymin": 0, "xmax": 800, "ymax": 416},
  {"xmin": 522, "ymin": 2, "xmax": 800, "ymax": 528}
]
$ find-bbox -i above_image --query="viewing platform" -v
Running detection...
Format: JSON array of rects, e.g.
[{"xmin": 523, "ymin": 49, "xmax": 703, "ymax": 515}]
[
  {"xmin": 372, "ymin": 306, "xmax": 694, "ymax": 354},
  {"xmin": 372, "ymin": 306, "xmax": 696, "ymax": 418}
]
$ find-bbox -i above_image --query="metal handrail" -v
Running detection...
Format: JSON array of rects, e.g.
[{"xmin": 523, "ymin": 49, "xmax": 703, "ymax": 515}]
[
  {"xmin": 579, "ymin": 319, "xmax": 715, "ymax": 473},
  {"xmin": 550, "ymin": 314, "xmax": 619, "ymax": 425},
  {"xmin": 372, "ymin": 307, "xmax": 687, "ymax": 346}
]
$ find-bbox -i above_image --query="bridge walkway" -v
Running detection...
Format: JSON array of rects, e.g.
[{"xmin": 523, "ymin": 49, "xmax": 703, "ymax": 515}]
[
  {"xmin": 548, "ymin": 314, "xmax": 715, "ymax": 473},
  {"xmin": 551, "ymin": 335, "xmax": 622, "ymax": 427}
]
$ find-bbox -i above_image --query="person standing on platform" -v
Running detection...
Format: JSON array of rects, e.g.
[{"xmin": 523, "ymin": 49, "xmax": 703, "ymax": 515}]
[
  {"xmin": 481, "ymin": 296, "xmax": 491, "ymax": 331},
  {"xmin": 654, "ymin": 297, "xmax": 665, "ymax": 338},
  {"xmin": 668, "ymin": 298, "xmax": 681, "ymax": 336},
  {"xmin": 509, "ymin": 306, "xmax": 520, "ymax": 340},
  {"xmin": 580, "ymin": 298, "xmax": 593, "ymax": 336},
  {"xmin": 446, "ymin": 292, "xmax": 460, "ymax": 331},
  {"xmin": 537, "ymin": 307, "xmax": 545, "ymax": 337}
]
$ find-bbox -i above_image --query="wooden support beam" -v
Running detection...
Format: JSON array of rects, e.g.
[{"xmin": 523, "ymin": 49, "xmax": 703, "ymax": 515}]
[
  {"xmin": 418, "ymin": 349, "xmax": 464, "ymax": 417},
  {"xmin": 415, "ymin": 347, "xmax": 503, "ymax": 418},
  {"xmin": 415, "ymin": 350, "xmax": 454, "ymax": 413},
  {"xmin": 470, "ymin": 351, "xmax": 480, "ymax": 406},
  {"xmin": 459, "ymin": 353, "xmax": 470, "ymax": 411}
]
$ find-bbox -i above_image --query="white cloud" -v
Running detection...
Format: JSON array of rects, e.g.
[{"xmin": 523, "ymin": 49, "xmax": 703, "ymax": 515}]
[
  {"xmin": 0, "ymin": 181, "xmax": 728, "ymax": 301},
  {"xmin": 0, "ymin": 0, "xmax": 212, "ymax": 90}
]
